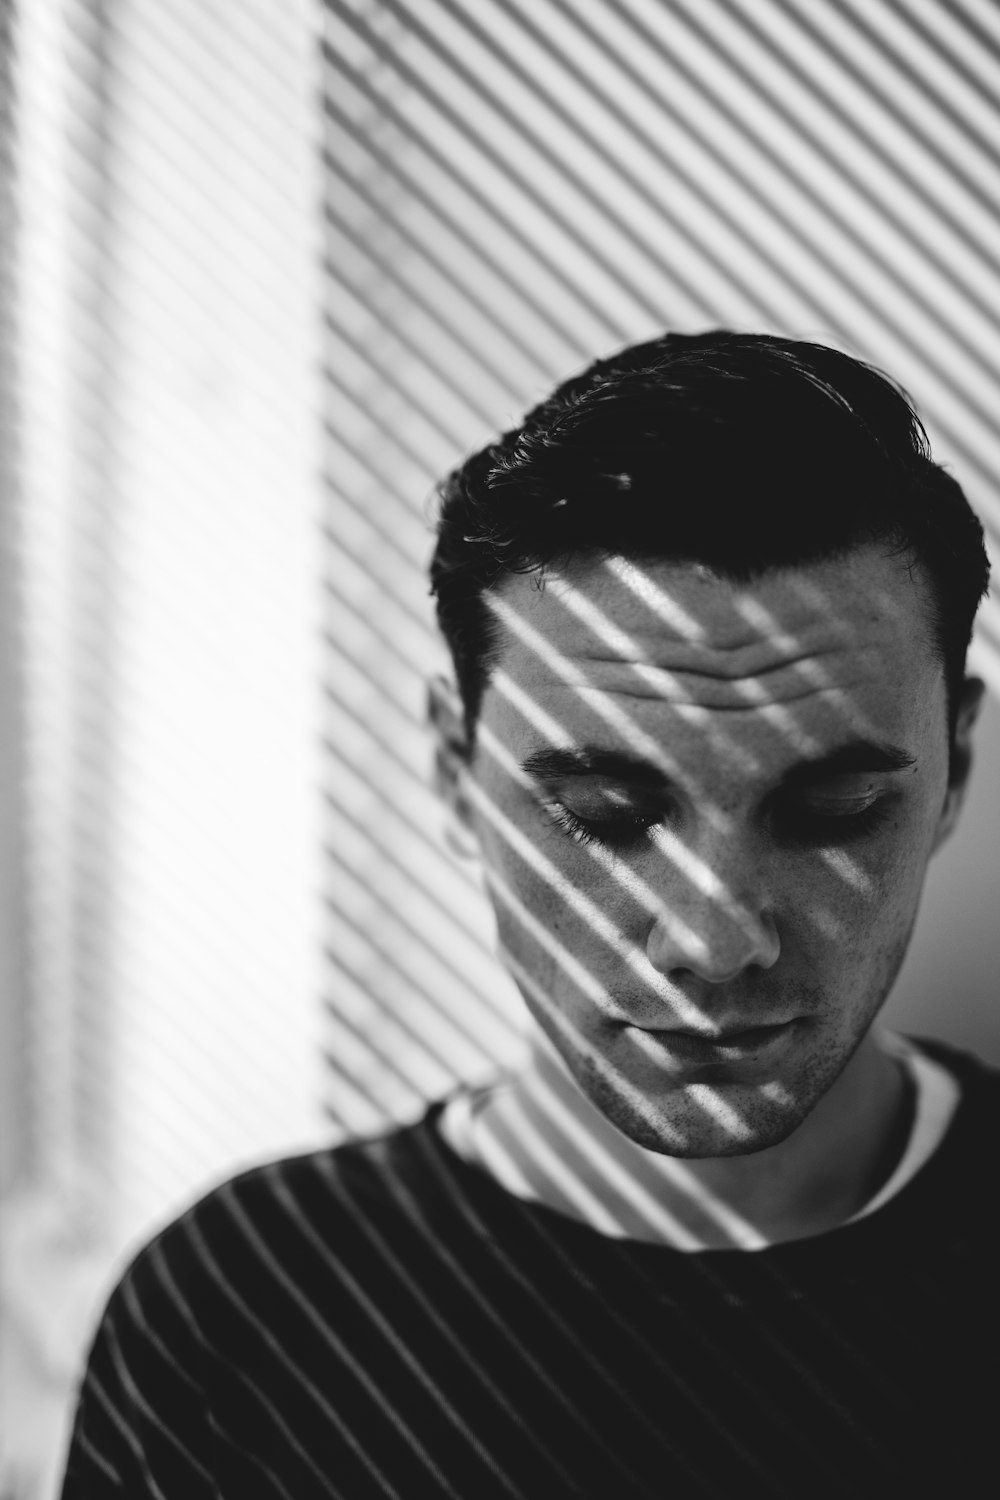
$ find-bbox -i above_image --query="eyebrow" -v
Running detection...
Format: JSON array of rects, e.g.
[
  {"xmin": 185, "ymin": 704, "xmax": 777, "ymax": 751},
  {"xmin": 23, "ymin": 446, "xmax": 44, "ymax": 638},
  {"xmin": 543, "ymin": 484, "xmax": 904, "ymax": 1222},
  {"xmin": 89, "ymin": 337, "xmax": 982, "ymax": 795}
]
[{"xmin": 520, "ymin": 740, "xmax": 917, "ymax": 790}]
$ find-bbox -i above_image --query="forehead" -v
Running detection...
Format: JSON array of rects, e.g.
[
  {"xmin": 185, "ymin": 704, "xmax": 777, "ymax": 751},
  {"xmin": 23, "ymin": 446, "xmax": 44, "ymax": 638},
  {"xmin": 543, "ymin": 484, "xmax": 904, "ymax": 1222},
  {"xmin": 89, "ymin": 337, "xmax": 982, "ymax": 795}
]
[{"xmin": 481, "ymin": 548, "xmax": 944, "ymax": 764}]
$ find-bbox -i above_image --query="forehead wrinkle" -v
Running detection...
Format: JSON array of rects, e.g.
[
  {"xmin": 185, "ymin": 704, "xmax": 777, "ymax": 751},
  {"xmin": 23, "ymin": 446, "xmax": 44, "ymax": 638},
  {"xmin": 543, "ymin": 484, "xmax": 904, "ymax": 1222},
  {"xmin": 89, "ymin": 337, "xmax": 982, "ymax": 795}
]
[
  {"xmin": 736, "ymin": 594, "xmax": 851, "ymax": 659},
  {"xmin": 516, "ymin": 575, "xmax": 888, "ymax": 716},
  {"xmin": 508, "ymin": 629, "xmax": 892, "ymax": 767},
  {"xmin": 566, "ymin": 670, "xmax": 857, "ymax": 703},
  {"xmin": 486, "ymin": 593, "xmax": 714, "ymax": 783},
  {"xmin": 513, "ymin": 675, "xmax": 896, "ymax": 797},
  {"xmin": 540, "ymin": 572, "xmax": 803, "ymax": 676},
  {"xmin": 564, "ymin": 671, "xmax": 878, "ymax": 727},
  {"xmin": 564, "ymin": 678, "xmax": 880, "ymax": 769},
  {"xmin": 546, "ymin": 555, "xmax": 921, "ymax": 689},
  {"xmin": 731, "ymin": 595, "xmax": 901, "ymax": 705},
  {"xmin": 504, "ymin": 583, "xmax": 778, "ymax": 773},
  {"xmin": 488, "ymin": 567, "xmax": 918, "ymax": 792},
  {"xmin": 496, "ymin": 561, "xmax": 891, "ymax": 673},
  {"xmin": 566, "ymin": 630, "xmax": 877, "ymax": 684}
]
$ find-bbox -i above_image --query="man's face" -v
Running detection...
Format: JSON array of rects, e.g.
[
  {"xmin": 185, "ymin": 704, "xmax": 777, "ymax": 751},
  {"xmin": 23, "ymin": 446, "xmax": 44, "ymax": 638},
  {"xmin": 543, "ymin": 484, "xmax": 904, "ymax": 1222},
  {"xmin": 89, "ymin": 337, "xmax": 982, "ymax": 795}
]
[{"xmin": 458, "ymin": 545, "xmax": 974, "ymax": 1158}]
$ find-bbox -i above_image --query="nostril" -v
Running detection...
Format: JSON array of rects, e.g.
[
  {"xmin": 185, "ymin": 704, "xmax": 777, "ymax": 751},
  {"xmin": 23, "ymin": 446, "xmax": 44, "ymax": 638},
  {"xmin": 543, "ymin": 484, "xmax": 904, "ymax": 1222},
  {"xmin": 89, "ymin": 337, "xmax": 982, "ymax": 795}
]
[{"xmin": 646, "ymin": 899, "xmax": 780, "ymax": 982}]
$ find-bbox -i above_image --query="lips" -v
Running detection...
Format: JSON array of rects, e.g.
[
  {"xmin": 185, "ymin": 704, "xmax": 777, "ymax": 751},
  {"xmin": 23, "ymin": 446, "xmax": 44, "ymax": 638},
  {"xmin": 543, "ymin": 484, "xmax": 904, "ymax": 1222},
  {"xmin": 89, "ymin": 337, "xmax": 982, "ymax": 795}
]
[
  {"xmin": 629, "ymin": 1018, "xmax": 799, "ymax": 1063},
  {"xmin": 669, "ymin": 1021, "xmax": 793, "ymax": 1045}
]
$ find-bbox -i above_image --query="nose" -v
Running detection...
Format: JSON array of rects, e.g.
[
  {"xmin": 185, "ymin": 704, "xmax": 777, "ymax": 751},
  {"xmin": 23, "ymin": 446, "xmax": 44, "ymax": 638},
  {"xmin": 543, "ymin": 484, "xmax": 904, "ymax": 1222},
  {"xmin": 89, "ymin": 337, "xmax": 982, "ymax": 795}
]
[{"xmin": 645, "ymin": 833, "xmax": 781, "ymax": 985}]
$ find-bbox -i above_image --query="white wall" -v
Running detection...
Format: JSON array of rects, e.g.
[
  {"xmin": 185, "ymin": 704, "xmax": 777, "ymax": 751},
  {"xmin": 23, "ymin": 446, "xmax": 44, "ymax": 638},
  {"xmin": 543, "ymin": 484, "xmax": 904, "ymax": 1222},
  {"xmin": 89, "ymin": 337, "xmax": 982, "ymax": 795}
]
[{"xmin": 883, "ymin": 689, "xmax": 1000, "ymax": 1065}]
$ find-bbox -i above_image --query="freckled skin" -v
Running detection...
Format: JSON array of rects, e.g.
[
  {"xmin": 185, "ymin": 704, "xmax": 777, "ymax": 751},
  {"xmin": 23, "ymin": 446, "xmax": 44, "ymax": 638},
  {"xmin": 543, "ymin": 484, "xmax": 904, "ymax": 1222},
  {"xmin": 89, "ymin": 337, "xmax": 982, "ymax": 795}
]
[{"xmin": 462, "ymin": 547, "xmax": 976, "ymax": 1164}]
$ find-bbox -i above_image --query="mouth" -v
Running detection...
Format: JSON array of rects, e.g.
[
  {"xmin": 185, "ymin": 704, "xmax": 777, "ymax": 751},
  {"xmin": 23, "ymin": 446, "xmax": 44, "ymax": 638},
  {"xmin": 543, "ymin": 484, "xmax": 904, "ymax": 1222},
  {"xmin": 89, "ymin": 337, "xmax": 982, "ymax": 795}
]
[{"xmin": 629, "ymin": 1019, "xmax": 799, "ymax": 1063}]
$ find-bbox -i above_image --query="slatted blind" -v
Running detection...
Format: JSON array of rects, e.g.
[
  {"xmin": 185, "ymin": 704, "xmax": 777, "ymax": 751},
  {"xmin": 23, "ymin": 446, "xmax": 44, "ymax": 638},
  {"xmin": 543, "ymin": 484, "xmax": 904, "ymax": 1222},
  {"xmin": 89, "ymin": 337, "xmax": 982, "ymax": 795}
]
[{"xmin": 321, "ymin": 0, "xmax": 1000, "ymax": 1132}]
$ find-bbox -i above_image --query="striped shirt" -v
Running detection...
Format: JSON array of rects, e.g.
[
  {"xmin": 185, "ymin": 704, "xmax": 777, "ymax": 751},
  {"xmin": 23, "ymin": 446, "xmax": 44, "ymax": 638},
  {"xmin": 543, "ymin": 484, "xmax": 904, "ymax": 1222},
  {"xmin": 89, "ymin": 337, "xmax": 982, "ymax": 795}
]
[{"xmin": 60, "ymin": 1039, "xmax": 998, "ymax": 1497}]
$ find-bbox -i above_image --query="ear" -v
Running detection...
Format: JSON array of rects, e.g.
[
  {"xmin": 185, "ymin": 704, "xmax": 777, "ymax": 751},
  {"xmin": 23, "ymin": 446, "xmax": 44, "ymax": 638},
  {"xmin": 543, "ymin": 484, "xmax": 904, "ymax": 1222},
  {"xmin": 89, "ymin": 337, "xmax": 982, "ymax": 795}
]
[
  {"xmin": 427, "ymin": 675, "xmax": 479, "ymax": 856},
  {"xmin": 932, "ymin": 676, "xmax": 986, "ymax": 854}
]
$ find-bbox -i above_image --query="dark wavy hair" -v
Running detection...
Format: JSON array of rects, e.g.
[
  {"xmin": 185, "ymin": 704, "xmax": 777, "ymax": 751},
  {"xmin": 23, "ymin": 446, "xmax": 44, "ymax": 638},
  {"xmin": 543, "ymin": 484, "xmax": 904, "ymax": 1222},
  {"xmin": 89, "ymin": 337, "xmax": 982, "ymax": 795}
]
[{"xmin": 430, "ymin": 330, "xmax": 989, "ymax": 749}]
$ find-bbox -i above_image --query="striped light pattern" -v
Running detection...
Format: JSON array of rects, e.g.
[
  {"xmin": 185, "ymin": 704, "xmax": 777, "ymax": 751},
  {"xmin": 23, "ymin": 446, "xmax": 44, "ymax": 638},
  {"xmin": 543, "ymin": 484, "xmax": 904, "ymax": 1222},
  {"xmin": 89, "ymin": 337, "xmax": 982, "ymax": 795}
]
[
  {"xmin": 322, "ymin": 0, "xmax": 1000, "ymax": 1131},
  {"xmin": 59, "ymin": 1051, "xmax": 994, "ymax": 1492},
  {"xmin": 4, "ymin": 1, "xmax": 997, "ymax": 1488}
]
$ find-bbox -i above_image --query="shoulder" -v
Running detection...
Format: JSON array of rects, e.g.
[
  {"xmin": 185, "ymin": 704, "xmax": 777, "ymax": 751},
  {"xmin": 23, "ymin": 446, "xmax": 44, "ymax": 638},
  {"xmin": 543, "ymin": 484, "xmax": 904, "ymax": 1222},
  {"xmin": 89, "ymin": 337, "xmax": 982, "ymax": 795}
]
[
  {"xmin": 61, "ymin": 1108, "xmax": 461, "ymax": 1492},
  {"xmin": 910, "ymin": 1034, "xmax": 1000, "ymax": 1104},
  {"xmin": 900, "ymin": 1035, "xmax": 1000, "ymax": 1219},
  {"xmin": 122, "ymin": 1108, "xmax": 448, "ymax": 1313}
]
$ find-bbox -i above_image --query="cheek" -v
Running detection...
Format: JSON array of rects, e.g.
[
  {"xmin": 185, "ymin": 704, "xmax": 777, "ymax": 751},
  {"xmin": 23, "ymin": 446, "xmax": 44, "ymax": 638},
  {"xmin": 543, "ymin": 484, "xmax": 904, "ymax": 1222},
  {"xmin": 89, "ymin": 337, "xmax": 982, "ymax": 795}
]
[
  {"xmin": 474, "ymin": 792, "xmax": 636, "ymax": 982},
  {"xmin": 481, "ymin": 828, "xmax": 622, "ymax": 946},
  {"xmin": 786, "ymin": 825, "xmax": 934, "ymax": 962}
]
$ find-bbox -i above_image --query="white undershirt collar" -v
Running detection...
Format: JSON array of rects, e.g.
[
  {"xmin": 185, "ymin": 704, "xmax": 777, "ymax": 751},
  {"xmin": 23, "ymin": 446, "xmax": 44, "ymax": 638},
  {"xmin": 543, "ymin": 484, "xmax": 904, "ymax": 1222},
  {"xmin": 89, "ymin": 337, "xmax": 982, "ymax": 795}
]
[{"xmin": 439, "ymin": 1031, "xmax": 960, "ymax": 1248}]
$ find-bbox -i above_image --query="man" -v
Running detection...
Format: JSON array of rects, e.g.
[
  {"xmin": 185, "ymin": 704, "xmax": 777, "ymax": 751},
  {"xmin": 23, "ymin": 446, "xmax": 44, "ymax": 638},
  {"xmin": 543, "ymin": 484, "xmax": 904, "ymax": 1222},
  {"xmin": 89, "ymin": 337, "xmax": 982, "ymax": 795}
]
[{"xmin": 62, "ymin": 332, "xmax": 996, "ymax": 1496}]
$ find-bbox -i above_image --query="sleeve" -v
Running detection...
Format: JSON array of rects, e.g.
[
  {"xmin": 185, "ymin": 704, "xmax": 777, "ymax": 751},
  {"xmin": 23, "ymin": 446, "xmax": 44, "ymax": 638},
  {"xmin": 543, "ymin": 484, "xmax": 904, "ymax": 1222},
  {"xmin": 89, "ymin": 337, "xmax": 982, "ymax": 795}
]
[{"xmin": 59, "ymin": 1233, "xmax": 216, "ymax": 1499}]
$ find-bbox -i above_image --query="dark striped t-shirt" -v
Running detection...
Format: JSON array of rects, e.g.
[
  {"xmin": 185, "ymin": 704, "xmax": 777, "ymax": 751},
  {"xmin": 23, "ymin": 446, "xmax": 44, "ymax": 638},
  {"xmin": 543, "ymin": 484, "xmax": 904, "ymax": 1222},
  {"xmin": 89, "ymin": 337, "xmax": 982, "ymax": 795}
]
[{"xmin": 61, "ymin": 1041, "xmax": 998, "ymax": 1498}]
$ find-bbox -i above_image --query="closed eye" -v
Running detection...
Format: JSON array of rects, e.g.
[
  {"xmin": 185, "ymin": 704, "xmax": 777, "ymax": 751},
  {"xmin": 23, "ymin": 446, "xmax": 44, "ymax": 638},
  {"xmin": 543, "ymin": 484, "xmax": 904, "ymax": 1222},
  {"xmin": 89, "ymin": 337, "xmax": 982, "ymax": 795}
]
[
  {"xmin": 772, "ymin": 794, "xmax": 894, "ymax": 846},
  {"xmin": 543, "ymin": 791, "xmax": 896, "ymax": 852},
  {"xmin": 542, "ymin": 800, "xmax": 660, "ymax": 850}
]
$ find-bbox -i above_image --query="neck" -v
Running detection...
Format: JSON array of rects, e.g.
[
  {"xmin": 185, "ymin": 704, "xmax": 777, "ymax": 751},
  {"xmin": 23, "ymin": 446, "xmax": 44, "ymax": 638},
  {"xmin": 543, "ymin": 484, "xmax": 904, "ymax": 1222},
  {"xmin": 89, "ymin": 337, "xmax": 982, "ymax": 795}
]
[{"xmin": 472, "ymin": 1029, "xmax": 910, "ymax": 1249}]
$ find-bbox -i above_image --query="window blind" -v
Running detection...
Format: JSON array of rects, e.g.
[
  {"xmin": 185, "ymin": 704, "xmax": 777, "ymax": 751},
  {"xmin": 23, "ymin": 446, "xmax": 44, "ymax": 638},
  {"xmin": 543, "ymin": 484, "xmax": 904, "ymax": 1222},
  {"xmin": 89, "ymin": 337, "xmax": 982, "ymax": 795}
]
[{"xmin": 321, "ymin": 0, "xmax": 1000, "ymax": 1136}]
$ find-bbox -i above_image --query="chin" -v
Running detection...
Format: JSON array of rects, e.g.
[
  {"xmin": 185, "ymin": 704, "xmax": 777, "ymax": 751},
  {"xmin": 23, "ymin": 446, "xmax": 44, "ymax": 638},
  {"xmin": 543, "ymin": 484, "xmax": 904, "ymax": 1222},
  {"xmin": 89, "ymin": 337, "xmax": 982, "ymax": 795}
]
[
  {"xmin": 583, "ymin": 1062, "xmax": 814, "ymax": 1159},
  {"xmin": 622, "ymin": 1101, "xmax": 810, "ymax": 1159}
]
